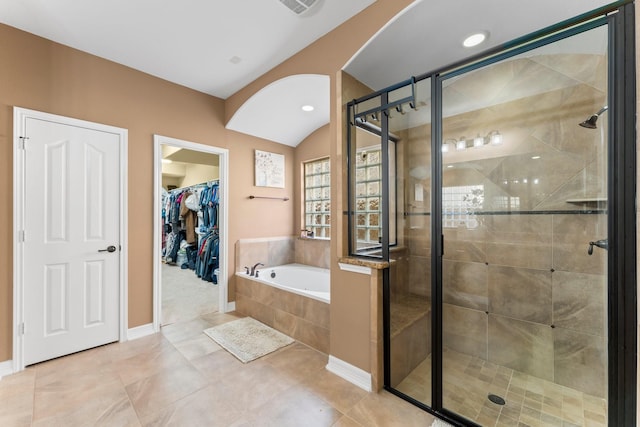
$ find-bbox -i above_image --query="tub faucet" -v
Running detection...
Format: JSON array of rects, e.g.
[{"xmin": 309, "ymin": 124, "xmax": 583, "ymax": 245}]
[{"xmin": 250, "ymin": 262, "xmax": 264, "ymax": 277}]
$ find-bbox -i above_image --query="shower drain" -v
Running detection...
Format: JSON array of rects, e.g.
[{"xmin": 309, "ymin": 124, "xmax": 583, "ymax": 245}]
[{"xmin": 488, "ymin": 394, "xmax": 506, "ymax": 405}]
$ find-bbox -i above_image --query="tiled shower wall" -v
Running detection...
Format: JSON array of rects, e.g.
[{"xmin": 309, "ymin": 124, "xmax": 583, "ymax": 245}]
[
  {"xmin": 235, "ymin": 236, "xmax": 330, "ymax": 272},
  {"xmin": 442, "ymin": 213, "xmax": 607, "ymax": 398}
]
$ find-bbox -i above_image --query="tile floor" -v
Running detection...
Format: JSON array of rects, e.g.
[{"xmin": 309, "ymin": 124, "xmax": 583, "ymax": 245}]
[
  {"xmin": 0, "ymin": 311, "xmax": 438, "ymax": 427},
  {"xmin": 396, "ymin": 349, "xmax": 607, "ymax": 427}
]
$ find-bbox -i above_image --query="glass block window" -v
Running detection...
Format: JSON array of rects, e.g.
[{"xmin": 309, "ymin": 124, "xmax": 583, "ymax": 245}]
[
  {"xmin": 355, "ymin": 149, "xmax": 382, "ymax": 247},
  {"xmin": 442, "ymin": 185, "xmax": 484, "ymax": 229},
  {"xmin": 304, "ymin": 158, "xmax": 330, "ymax": 238}
]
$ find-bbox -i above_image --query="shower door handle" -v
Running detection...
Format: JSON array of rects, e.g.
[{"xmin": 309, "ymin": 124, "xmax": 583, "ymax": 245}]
[{"xmin": 588, "ymin": 239, "xmax": 608, "ymax": 255}]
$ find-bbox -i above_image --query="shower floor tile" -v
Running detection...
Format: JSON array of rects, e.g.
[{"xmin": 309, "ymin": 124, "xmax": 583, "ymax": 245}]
[{"xmin": 395, "ymin": 348, "xmax": 607, "ymax": 426}]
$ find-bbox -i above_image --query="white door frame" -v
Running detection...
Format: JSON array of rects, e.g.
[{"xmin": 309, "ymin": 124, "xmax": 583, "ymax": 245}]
[
  {"xmin": 153, "ymin": 135, "xmax": 230, "ymax": 332},
  {"xmin": 12, "ymin": 107, "xmax": 128, "ymax": 373}
]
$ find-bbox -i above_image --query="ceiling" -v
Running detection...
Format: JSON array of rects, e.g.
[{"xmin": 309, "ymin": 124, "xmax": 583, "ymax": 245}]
[
  {"xmin": 0, "ymin": 0, "xmax": 616, "ymax": 147},
  {"xmin": 345, "ymin": 0, "xmax": 614, "ymax": 91},
  {"xmin": 0, "ymin": 0, "xmax": 374, "ymax": 99}
]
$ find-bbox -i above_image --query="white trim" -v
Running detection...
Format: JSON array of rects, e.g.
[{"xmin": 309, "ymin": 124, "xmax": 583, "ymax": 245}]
[
  {"xmin": 127, "ymin": 323, "xmax": 155, "ymax": 341},
  {"xmin": 12, "ymin": 107, "xmax": 128, "ymax": 372},
  {"xmin": 227, "ymin": 302, "xmax": 236, "ymax": 312},
  {"xmin": 326, "ymin": 355, "xmax": 372, "ymax": 392},
  {"xmin": 119, "ymin": 121, "xmax": 129, "ymax": 344},
  {"xmin": 0, "ymin": 360, "xmax": 13, "ymax": 379},
  {"xmin": 338, "ymin": 262, "xmax": 372, "ymax": 275},
  {"xmin": 153, "ymin": 135, "xmax": 231, "ymax": 334}
]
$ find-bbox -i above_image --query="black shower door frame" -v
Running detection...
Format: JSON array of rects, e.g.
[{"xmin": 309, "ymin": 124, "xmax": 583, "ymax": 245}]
[{"xmin": 345, "ymin": 2, "xmax": 637, "ymax": 426}]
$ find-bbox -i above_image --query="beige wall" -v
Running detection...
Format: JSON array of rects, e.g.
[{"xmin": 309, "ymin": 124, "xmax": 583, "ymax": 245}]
[
  {"xmin": 178, "ymin": 164, "xmax": 219, "ymax": 188},
  {"xmin": 0, "ymin": 0, "xmax": 413, "ymax": 366},
  {"xmin": 0, "ymin": 23, "xmax": 295, "ymax": 362},
  {"xmin": 226, "ymin": 0, "xmax": 413, "ymax": 373}
]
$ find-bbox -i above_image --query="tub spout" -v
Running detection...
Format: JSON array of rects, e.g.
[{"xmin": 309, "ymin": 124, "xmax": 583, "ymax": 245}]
[{"xmin": 251, "ymin": 262, "xmax": 264, "ymax": 276}]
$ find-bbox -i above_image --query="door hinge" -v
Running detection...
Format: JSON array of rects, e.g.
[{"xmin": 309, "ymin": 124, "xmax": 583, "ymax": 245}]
[
  {"xmin": 18, "ymin": 136, "xmax": 28, "ymax": 150},
  {"xmin": 18, "ymin": 230, "xmax": 25, "ymax": 242},
  {"xmin": 19, "ymin": 323, "xmax": 24, "ymax": 335}
]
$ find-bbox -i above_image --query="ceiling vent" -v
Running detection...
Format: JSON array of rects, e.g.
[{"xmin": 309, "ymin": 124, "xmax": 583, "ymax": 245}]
[{"xmin": 278, "ymin": 0, "xmax": 318, "ymax": 15}]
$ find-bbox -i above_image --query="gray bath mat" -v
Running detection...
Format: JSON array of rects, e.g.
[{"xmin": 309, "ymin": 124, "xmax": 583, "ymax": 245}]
[
  {"xmin": 203, "ymin": 317, "xmax": 294, "ymax": 363},
  {"xmin": 431, "ymin": 419, "xmax": 454, "ymax": 427}
]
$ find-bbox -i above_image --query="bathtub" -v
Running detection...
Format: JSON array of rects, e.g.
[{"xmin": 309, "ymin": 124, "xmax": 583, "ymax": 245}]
[{"xmin": 238, "ymin": 263, "xmax": 330, "ymax": 303}]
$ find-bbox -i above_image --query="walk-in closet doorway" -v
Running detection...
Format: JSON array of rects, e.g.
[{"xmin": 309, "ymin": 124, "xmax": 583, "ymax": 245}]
[{"xmin": 152, "ymin": 135, "xmax": 229, "ymax": 331}]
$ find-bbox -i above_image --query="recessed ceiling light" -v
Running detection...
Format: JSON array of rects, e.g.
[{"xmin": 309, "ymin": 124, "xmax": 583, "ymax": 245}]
[
  {"xmin": 463, "ymin": 31, "xmax": 488, "ymax": 48},
  {"xmin": 531, "ymin": 155, "xmax": 541, "ymax": 160},
  {"xmin": 301, "ymin": 105, "xmax": 314, "ymax": 112},
  {"xmin": 229, "ymin": 56, "xmax": 242, "ymax": 64}
]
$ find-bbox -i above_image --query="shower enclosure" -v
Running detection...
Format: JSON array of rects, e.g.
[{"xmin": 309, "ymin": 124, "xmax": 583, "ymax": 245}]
[{"xmin": 346, "ymin": 4, "xmax": 635, "ymax": 426}]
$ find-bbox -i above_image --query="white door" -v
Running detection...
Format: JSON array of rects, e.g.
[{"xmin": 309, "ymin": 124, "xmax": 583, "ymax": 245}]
[{"xmin": 22, "ymin": 117, "xmax": 121, "ymax": 366}]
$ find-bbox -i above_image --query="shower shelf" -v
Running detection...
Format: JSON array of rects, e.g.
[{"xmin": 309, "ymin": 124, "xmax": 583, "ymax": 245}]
[{"xmin": 566, "ymin": 198, "xmax": 607, "ymax": 204}]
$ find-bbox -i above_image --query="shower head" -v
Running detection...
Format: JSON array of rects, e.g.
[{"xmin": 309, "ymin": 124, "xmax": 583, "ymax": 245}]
[
  {"xmin": 579, "ymin": 106, "xmax": 608, "ymax": 129},
  {"xmin": 579, "ymin": 114, "xmax": 599, "ymax": 129}
]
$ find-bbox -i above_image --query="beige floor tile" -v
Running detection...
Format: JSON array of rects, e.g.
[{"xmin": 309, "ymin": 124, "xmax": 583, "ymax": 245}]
[
  {"xmin": 219, "ymin": 361, "xmax": 299, "ymax": 413},
  {"xmin": 332, "ymin": 415, "xmax": 365, "ymax": 427},
  {"xmin": 347, "ymin": 390, "xmax": 436, "ymax": 427},
  {"xmin": 33, "ymin": 387, "xmax": 140, "ymax": 427},
  {"xmin": 33, "ymin": 367, "xmax": 124, "ymax": 422},
  {"xmin": 230, "ymin": 384, "xmax": 343, "ymax": 427},
  {"xmin": 113, "ymin": 343, "xmax": 191, "ymax": 386},
  {"xmin": 141, "ymin": 384, "xmax": 242, "ymax": 427},
  {"xmin": 0, "ymin": 368, "xmax": 36, "ymax": 427},
  {"xmin": 265, "ymin": 342, "xmax": 328, "ymax": 383},
  {"xmin": 161, "ymin": 317, "xmax": 219, "ymax": 344},
  {"xmin": 200, "ymin": 311, "xmax": 244, "ymax": 326},
  {"xmin": 126, "ymin": 364, "xmax": 209, "ymax": 420},
  {"xmin": 191, "ymin": 347, "xmax": 246, "ymax": 383},
  {"xmin": 34, "ymin": 344, "xmax": 114, "ymax": 387},
  {"xmin": 106, "ymin": 333, "xmax": 170, "ymax": 362},
  {"xmin": 172, "ymin": 333, "xmax": 223, "ymax": 360},
  {"xmin": 301, "ymin": 368, "xmax": 368, "ymax": 414}
]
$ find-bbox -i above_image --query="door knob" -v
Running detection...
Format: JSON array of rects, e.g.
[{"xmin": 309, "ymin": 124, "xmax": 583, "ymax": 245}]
[{"xmin": 98, "ymin": 245, "xmax": 117, "ymax": 253}]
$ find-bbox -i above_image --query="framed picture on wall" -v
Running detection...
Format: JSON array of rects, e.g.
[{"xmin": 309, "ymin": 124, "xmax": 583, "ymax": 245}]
[{"xmin": 255, "ymin": 149, "xmax": 285, "ymax": 188}]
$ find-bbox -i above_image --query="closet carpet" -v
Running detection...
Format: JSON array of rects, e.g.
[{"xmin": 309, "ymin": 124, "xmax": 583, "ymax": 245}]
[{"xmin": 162, "ymin": 262, "xmax": 219, "ymax": 325}]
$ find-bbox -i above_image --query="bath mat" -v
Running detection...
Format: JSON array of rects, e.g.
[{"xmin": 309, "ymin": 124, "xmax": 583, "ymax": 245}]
[
  {"xmin": 430, "ymin": 419, "xmax": 454, "ymax": 427},
  {"xmin": 203, "ymin": 317, "xmax": 294, "ymax": 363}
]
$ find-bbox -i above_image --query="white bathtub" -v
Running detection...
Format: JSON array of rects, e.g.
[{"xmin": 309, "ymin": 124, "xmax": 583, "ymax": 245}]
[{"xmin": 238, "ymin": 263, "xmax": 330, "ymax": 303}]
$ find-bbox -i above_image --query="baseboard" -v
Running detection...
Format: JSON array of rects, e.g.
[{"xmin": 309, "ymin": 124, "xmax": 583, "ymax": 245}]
[
  {"xmin": 127, "ymin": 323, "xmax": 155, "ymax": 341},
  {"xmin": 226, "ymin": 302, "xmax": 236, "ymax": 312},
  {"xmin": 0, "ymin": 360, "xmax": 14, "ymax": 379},
  {"xmin": 326, "ymin": 355, "xmax": 372, "ymax": 392}
]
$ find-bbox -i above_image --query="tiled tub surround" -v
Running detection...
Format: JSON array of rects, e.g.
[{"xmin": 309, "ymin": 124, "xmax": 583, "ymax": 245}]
[
  {"xmin": 236, "ymin": 268, "xmax": 330, "ymax": 353},
  {"xmin": 235, "ymin": 236, "xmax": 330, "ymax": 272}
]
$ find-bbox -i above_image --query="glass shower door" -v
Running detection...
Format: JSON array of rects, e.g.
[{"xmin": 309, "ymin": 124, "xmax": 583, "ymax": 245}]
[
  {"xmin": 440, "ymin": 24, "xmax": 609, "ymax": 425},
  {"xmin": 385, "ymin": 78, "xmax": 433, "ymax": 407}
]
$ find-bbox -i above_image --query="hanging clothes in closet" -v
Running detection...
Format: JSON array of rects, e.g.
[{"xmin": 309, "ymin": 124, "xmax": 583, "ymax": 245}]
[
  {"xmin": 180, "ymin": 190, "xmax": 197, "ymax": 245},
  {"xmin": 163, "ymin": 180, "xmax": 220, "ymax": 283},
  {"xmin": 195, "ymin": 181, "xmax": 220, "ymax": 283}
]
